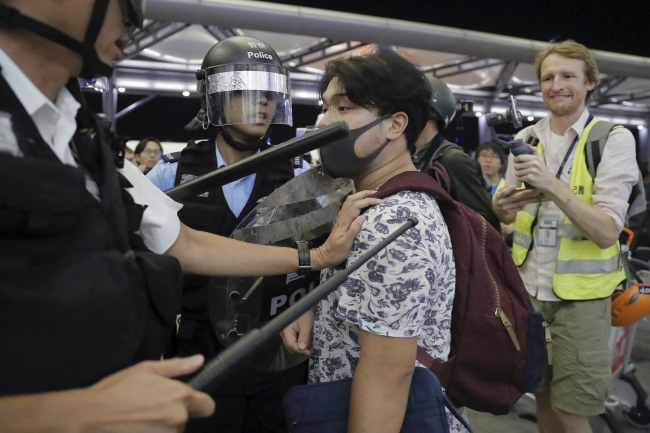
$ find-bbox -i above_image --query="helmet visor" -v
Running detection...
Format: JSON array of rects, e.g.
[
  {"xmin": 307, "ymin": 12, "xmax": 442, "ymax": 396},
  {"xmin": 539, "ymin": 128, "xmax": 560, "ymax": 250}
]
[{"xmin": 204, "ymin": 63, "xmax": 293, "ymax": 127}]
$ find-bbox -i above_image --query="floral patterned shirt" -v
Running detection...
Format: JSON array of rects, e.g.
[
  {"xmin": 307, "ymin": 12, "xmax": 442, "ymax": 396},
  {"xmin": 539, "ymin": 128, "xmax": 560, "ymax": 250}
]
[{"xmin": 309, "ymin": 190, "xmax": 466, "ymax": 432}]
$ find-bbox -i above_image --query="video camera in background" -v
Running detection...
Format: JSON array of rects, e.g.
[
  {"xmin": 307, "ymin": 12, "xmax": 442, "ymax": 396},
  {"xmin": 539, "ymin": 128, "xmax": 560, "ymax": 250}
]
[{"xmin": 457, "ymin": 99, "xmax": 474, "ymax": 115}]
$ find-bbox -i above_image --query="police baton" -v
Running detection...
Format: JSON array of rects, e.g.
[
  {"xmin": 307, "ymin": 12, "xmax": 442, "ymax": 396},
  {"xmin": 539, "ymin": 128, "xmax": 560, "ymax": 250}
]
[
  {"xmin": 188, "ymin": 216, "xmax": 419, "ymax": 392},
  {"xmin": 165, "ymin": 122, "xmax": 349, "ymax": 201}
]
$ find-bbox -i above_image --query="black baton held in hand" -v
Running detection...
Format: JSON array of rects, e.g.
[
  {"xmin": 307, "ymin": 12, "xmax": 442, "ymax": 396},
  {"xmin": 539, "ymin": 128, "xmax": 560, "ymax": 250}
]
[
  {"xmin": 188, "ymin": 216, "xmax": 419, "ymax": 392},
  {"xmin": 166, "ymin": 122, "xmax": 350, "ymax": 201}
]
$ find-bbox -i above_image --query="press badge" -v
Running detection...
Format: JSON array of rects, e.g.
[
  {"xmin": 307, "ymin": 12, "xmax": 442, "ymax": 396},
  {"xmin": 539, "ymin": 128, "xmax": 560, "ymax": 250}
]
[{"xmin": 538, "ymin": 218, "xmax": 558, "ymax": 247}]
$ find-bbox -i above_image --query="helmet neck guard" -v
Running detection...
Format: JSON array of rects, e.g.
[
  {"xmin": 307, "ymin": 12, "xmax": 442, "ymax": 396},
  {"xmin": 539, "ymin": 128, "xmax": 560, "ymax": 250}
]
[{"xmin": 218, "ymin": 125, "xmax": 273, "ymax": 153}]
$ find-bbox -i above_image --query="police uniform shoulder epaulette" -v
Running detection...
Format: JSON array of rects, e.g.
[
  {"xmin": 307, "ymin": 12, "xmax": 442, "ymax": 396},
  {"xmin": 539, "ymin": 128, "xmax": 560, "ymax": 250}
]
[{"xmin": 161, "ymin": 151, "xmax": 182, "ymax": 163}]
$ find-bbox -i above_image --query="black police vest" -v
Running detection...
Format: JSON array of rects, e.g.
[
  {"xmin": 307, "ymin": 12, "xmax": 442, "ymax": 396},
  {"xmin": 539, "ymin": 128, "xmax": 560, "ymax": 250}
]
[
  {"xmin": 172, "ymin": 138, "xmax": 295, "ymax": 318},
  {"xmin": 0, "ymin": 74, "xmax": 182, "ymax": 396}
]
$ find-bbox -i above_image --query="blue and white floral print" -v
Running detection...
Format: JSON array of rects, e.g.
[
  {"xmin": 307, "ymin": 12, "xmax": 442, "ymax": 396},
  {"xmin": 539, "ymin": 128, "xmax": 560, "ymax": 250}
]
[{"xmin": 309, "ymin": 190, "xmax": 467, "ymax": 432}]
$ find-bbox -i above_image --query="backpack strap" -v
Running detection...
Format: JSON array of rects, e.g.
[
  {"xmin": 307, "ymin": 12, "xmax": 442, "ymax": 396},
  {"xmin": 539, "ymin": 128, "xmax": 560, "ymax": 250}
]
[
  {"xmin": 583, "ymin": 120, "xmax": 646, "ymax": 228},
  {"xmin": 429, "ymin": 162, "xmax": 451, "ymax": 195},
  {"xmin": 584, "ymin": 120, "xmax": 618, "ymax": 179},
  {"xmin": 370, "ymin": 169, "xmax": 454, "ymax": 208}
]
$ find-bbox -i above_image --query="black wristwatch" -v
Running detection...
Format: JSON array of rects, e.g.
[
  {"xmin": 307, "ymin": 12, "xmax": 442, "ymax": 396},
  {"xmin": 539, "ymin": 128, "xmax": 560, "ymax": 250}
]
[{"xmin": 296, "ymin": 240, "xmax": 311, "ymax": 275}]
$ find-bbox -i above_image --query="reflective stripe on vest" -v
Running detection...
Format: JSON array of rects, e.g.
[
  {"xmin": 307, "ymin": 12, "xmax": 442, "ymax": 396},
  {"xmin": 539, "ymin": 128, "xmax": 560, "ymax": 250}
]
[{"xmin": 512, "ymin": 117, "xmax": 624, "ymax": 300}]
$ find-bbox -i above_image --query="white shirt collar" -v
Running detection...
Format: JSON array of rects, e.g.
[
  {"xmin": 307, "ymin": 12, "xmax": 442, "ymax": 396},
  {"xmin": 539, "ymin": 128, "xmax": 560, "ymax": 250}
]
[
  {"xmin": 535, "ymin": 107, "xmax": 591, "ymax": 140},
  {"xmin": 0, "ymin": 48, "xmax": 61, "ymax": 117},
  {"xmin": 0, "ymin": 48, "xmax": 80, "ymax": 164}
]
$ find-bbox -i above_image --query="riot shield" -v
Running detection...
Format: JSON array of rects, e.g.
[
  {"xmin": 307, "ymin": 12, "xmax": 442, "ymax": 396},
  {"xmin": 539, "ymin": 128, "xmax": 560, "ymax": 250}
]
[{"xmin": 208, "ymin": 166, "xmax": 354, "ymax": 371}]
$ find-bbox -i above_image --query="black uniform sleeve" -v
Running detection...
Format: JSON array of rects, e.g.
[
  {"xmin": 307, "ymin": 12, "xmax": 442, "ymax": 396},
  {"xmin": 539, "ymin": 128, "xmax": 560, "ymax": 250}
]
[{"xmin": 440, "ymin": 150, "xmax": 501, "ymax": 231}]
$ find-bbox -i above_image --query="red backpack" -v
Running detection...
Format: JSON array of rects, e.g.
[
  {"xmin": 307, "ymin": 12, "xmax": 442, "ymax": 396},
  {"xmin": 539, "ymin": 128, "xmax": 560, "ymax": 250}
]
[{"xmin": 371, "ymin": 167, "xmax": 547, "ymax": 415}]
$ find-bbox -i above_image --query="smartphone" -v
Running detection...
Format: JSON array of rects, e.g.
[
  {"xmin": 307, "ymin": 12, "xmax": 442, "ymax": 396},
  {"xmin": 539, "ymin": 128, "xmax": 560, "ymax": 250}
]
[{"xmin": 508, "ymin": 96, "xmax": 523, "ymax": 129}]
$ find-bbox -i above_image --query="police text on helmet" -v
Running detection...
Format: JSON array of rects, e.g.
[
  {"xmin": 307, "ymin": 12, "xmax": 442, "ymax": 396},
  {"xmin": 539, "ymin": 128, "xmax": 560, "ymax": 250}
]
[{"xmin": 248, "ymin": 52, "xmax": 273, "ymax": 60}]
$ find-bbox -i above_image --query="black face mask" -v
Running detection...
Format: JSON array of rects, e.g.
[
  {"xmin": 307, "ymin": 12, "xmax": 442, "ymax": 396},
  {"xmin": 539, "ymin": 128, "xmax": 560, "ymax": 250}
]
[{"xmin": 320, "ymin": 116, "xmax": 390, "ymax": 179}]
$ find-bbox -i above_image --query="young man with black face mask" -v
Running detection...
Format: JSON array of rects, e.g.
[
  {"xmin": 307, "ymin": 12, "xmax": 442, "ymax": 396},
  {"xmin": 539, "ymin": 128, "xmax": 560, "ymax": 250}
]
[
  {"xmin": 147, "ymin": 36, "xmax": 311, "ymax": 433},
  {"xmin": 282, "ymin": 49, "xmax": 468, "ymax": 433}
]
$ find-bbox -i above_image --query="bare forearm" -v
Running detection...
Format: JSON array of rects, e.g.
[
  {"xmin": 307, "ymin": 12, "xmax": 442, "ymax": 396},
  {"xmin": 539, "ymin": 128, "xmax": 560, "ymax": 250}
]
[
  {"xmin": 547, "ymin": 179, "xmax": 620, "ymax": 248},
  {"xmin": 348, "ymin": 360, "xmax": 414, "ymax": 433},
  {"xmin": 0, "ymin": 391, "xmax": 85, "ymax": 433},
  {"xmin": 166, "ymin": 224, "xmax": 325, "ymax": 277}
]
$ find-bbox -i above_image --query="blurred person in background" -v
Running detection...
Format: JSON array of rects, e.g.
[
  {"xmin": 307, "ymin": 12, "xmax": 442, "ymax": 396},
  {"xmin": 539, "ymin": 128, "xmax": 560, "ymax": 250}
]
[
  {"xmin": 412, "ymin": 76, "xmax": 501, "ymax": 231},
  {"xmin": 475, "ymin": 142, "xmax": 506, "ymax": 198},
  {"xmin": 134, "ymin": 136, "xmax": 162, "ymax": 174},
  {"xmin": 124, "ymin": 146, "xmax": 137, "ymax": 165}
]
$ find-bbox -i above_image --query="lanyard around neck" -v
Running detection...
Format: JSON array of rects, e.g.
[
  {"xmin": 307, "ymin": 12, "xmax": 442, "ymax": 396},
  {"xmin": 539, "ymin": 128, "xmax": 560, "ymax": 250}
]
[{"xmin": 551, "ymin": 114, "xmax": 594, "ymax": 180}]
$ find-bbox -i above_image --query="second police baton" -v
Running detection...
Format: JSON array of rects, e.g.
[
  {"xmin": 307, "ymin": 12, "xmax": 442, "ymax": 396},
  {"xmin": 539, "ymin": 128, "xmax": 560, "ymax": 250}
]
[
  {"xmin": 165, "ymin": 121, "xmax": 350, "ymax": 201},
  {"xmin": 188, "ymin": 216, "xmax": 419, "ymax": 392}
]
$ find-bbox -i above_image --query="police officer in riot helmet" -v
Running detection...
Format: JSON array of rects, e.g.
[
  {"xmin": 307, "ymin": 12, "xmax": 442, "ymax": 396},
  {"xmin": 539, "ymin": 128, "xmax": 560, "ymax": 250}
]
[
  {"xmin": 0, "ymin": 1, "xmax": 377, "ymax": 431},
  {"xmin": 148, "ymin": 35, "xmax": 309, "ymax": 433},
  {"xmin": 412, "ymin": 76, "xmax": 501, "ymax": 231}
]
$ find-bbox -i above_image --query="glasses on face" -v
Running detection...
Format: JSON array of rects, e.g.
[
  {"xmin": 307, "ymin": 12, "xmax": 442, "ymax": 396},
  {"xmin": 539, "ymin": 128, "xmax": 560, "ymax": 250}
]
[
  {"xmin": 478, "ymin": 153, "xmax": 500, "ymax": 161},
  {"xmin": 142, "ymin": 149, "xmax": 162, "ymax": 156}
]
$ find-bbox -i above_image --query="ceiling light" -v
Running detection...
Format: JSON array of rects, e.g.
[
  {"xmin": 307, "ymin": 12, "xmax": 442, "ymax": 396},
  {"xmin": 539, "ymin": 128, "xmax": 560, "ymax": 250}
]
[
  {"xmin": 118, "ymin": 87, "xmax": 126, "ymax": 93},
  {"xmin": 182, "ymin": 91, "xmax": 190, "ymax": 97},
  {"xmin": 475, "ymin": 112, "xmax": 483, "ymax": 117},
  {"xmin": 527, "ymin": 116, "xmax": 534, "ymax": 121},
  {"xmin": 639, "ymin": 125, "xmax": 645, "ymax": 130}
]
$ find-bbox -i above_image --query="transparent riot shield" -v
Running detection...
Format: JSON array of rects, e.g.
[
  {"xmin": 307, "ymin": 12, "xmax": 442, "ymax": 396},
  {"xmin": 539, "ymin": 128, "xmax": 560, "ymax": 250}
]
[{"xmin": 209, "ymin": 166, "xmax": 354, "ymax": 371}]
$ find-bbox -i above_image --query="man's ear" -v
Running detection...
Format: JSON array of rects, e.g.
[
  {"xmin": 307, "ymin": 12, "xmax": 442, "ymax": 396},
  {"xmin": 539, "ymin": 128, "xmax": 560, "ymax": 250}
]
[{"xmin": 385, "ymin": 112, "xmax": 408, "ymax": 141}]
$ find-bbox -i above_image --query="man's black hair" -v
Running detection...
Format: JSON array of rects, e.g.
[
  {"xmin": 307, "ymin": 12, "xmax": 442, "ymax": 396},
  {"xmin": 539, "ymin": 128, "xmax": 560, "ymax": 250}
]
[
  {"xmin": 134, "ymin": 137, "xmax": 162, "ymax": 155},
  {"xmin": 475, "ymin": 142, "xmax": 507, "ymax": 169},
  {"xmin": 318, "ymin": 49, "xmax": 433, "ymax": 153}
]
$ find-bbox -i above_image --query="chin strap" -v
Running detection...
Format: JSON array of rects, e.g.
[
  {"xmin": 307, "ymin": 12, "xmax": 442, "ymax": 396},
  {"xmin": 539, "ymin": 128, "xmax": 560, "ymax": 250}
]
[
  {"xmin": 0, "ymin": 1, "xmax": 113, "ymax": 79},
  {"xmin": 218, "ymin": 125, "xmax": 273, "ymax": 152}
]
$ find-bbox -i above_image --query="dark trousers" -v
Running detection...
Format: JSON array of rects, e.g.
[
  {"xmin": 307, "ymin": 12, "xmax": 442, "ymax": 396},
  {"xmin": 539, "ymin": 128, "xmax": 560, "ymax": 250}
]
[{"xmin": 175, "ymin": 317, "xmax": 308, "ymax": 433}]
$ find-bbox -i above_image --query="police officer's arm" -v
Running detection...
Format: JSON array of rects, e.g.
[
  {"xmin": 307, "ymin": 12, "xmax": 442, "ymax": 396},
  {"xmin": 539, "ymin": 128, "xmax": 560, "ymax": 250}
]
[
  {"xmin": 165, "ymin": 190, "xmax": 382, "ymax": 276},
  {"xmin": 0, "ymin": 356, "xmax": 214, "ymax": 433},
  {"xmin": 444, "ymin": 152, "xmax": 502, "ymax": 231}
]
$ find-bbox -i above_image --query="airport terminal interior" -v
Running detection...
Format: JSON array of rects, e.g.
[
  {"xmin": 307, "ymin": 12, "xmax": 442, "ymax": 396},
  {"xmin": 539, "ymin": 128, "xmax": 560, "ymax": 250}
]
[{"xmin": 3, "ymin": 0, "xmax": 650, "ymax": 432}]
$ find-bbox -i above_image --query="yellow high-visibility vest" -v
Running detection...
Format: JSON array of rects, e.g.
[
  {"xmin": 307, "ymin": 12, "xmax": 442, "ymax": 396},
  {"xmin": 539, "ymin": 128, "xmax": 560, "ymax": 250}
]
[{"xmin": 512, "ymin": 118, "xmax": 625, "ymax": 300}]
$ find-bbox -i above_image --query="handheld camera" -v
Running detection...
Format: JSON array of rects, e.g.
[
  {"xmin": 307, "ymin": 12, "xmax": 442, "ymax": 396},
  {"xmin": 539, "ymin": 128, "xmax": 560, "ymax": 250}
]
[{"xmin": 485, "ymin": 96, "xmax": 534, "ymax": 189}]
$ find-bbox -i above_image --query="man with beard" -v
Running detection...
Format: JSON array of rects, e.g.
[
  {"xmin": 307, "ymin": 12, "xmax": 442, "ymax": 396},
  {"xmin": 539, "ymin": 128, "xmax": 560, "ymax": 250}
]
[{"xmin": 493, "ymin": 40, "xmax": 638, "ymax": 433}]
